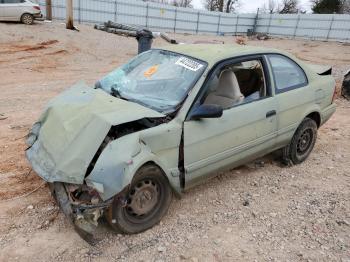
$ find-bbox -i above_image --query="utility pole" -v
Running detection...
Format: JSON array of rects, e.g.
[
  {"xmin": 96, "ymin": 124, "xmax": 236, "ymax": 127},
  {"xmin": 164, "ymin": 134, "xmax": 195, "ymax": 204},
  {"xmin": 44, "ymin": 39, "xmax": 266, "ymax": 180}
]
[
  {"xmin": 66, "ymin": 0, "xmax": 74, "ymax": 30},
  {"xmin": 45, "ymin": 0, "xmax": 52, "ymax": 21}
]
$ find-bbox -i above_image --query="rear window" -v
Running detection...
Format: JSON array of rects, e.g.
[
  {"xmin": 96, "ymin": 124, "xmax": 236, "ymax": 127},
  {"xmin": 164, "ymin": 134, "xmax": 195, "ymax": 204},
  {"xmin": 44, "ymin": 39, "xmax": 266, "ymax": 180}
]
[
  {"xmin": 1, "ymin": 0, "xmax": 25, "ymax": 3},
  {"xmin": 268, "ymin": 54, "xmax": 307, "ymax": 93}
]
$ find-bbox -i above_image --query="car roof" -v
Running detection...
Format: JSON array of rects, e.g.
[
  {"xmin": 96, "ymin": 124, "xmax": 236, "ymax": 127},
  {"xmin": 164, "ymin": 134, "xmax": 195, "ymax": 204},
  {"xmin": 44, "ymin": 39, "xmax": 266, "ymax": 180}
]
[{"xmin": 160, "ymin": 44, "xmax": 281, "ymax": 66}]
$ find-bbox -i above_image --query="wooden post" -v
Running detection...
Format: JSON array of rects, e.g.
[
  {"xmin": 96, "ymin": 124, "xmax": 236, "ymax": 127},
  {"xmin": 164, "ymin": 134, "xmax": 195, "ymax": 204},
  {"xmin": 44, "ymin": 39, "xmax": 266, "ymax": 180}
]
[
  {"xmin": 196, "ymin": 11, "xmax": 200, "ymax": 34},
  {"xmin": 66, "ymin": 0, "xmax": 74, "ymax": 30},
  {"xmin": 145, "ymin": 3, "xmax": 149, "ymax": 28},
  {"xmin": 45, "ymin": 0, "xmax": 52, "ymax": 21},
  {"xmin": 326, "ymin": 15, "xmax": 335, "ymax": 41},
  {"xmin": 174, "ymin": 8, "xmax": 177, "ymax": 33},
  {"xmin": 267, "ymin": 13, "xmax": 272, "ymax": 35},
  {"xmin": 252, "ymin": 8, "xmax": 259, "ymax": 35},
  {"xmin": 293, "ymin": 14, "xmax": 301, "ymax": 39},
  {"xmin": 217, "ymin": 14, "xmax": 221, "ymax": 35},
  {"xmin": 78, "ymin": 0, "xmax": 81, "ymax": 24}
]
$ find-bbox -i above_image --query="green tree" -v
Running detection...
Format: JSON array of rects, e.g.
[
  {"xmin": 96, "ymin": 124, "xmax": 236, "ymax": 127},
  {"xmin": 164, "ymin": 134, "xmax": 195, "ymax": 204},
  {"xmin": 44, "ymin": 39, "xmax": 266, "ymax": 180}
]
[{"xmin": 311, "ymin": 0, "xmax": 342, "ymax": 14}]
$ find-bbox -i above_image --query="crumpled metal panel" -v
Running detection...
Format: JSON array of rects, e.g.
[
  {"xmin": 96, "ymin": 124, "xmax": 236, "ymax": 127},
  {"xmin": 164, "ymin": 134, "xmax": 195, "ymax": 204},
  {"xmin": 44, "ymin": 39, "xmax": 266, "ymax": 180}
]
[
  {"xmin": 26, "ymin": 82, "xmax": 164, "ymax": 184},
  {"xmin": 85, "ymin": 121, "xmax": 183, "ymax": 201},
  {"xmin": 85, "ymin": 133, "xmax": 140, "ymax": 200}
]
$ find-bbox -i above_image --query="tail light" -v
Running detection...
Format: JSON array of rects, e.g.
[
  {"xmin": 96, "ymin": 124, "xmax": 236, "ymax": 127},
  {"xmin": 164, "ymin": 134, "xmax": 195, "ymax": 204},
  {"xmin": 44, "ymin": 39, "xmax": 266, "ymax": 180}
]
[{"xmin": 33, "ymin": 6, "xmax": 41, "ymax": 11}]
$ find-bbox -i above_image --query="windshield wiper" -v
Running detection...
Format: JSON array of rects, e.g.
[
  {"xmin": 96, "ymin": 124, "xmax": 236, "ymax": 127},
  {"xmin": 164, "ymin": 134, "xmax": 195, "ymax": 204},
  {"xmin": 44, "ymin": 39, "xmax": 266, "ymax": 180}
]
[
  {"xmin": 111, "ymin": 85, "xmax": 121, "ymax": 97},
  {"xmin": 111, "ymin": 85, "xmax": 128, "ymax": 101}
]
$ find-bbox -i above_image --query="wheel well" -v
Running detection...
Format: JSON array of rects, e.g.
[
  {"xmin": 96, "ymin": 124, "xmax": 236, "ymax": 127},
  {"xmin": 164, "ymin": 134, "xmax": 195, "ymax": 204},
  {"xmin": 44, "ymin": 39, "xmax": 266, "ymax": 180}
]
[
  {"xmin": 21, "ymin": 13, "xmax": 33, "ymax": 17},
  {"xmin": 135, "ymin": 161, "xmax": 168, "ymax": 180},
  {"xmin": 137, "ymin": 161, "xmax": 181, "ymax": 198},
  {"xmin": 306, "ymin": 112, "xmax": 321, "ymax": 128},
  {"xmin": 21, "ymin": 13, "xmax": 33, "ymax": 20}
]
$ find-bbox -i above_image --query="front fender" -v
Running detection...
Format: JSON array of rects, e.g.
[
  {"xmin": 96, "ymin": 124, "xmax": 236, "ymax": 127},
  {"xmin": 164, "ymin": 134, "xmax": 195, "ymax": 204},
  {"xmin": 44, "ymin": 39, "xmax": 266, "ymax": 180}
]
[{"xmin": 85, "ymin": 131, "xmax": 181, "ymax": 201}]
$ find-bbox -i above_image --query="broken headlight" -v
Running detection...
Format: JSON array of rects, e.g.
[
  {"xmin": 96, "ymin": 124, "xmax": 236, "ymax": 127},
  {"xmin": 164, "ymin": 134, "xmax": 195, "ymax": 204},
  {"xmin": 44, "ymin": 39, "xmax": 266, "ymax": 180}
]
[{"xmin": 26, "ymin": 122, "xmax": 41, "ymax": 147}]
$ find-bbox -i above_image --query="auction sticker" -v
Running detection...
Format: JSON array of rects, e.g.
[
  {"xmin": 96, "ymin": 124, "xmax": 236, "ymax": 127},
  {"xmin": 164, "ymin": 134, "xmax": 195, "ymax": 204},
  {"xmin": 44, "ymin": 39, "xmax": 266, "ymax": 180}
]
[
  {"xmin": 175, "ymin": 57, "xmax": 203, "ymax": 71},
  {"xmin": 144, "ymin": 65, "xmax": 159, "ymax": 77}
]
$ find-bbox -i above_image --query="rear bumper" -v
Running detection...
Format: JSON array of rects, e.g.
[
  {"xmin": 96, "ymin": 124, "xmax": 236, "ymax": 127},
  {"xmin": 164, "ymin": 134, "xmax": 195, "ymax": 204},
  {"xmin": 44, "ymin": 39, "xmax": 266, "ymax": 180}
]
[
  {"xmin": 33, "ymin": 13, "xmax": 44, "ymax": 20},
  {"xmin": 321, "ymin": 103, "xmax": 336, "ymax": 126}
]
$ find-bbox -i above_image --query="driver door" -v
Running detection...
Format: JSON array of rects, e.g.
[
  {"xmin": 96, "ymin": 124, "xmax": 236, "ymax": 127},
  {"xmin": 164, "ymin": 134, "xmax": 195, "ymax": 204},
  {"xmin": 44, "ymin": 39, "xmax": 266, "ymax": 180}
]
[{"xmin": 183, "ymin": 56, "xmax": 278, "ymax": 189}]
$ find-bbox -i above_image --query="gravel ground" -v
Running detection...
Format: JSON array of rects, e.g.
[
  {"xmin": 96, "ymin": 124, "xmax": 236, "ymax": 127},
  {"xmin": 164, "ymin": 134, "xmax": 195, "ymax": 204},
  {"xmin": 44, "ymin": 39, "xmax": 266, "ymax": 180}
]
[{"xmin": 0, "ymin": 21, "xmax": 349, "ymax": 262}]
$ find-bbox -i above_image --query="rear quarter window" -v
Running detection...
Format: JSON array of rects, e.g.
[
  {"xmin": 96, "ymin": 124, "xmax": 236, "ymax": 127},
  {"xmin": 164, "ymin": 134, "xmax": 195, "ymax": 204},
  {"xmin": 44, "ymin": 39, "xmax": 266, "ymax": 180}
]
[
  {"xmin": 268, "ymin": 54, "xmax": 308, "ymax": 93},
  {"xmin": 2, "ymin": 0, "xmax": 25, "ymax": 3}
]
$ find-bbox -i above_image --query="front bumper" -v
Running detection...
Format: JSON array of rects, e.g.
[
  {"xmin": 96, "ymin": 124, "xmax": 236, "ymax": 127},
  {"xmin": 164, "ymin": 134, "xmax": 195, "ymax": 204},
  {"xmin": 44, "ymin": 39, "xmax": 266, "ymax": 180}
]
[{"xmin": 49, "ymin": 182, "xmax": 111, "ymax": 243}]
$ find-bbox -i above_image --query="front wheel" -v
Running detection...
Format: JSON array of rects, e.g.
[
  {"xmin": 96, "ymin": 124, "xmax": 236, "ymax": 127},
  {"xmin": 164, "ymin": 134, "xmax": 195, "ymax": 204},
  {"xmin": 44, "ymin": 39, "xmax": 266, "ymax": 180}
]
[
  {"xmin": 282, "ymin": 118, "xmax": 318, "ymax": 165},
  {"xmin": 21, "ymin": 13, "xmax": 34, "ymax": 25},
  {"xmin": 106, "ymin": 164, "xmax": 172, "ymax": 234}
]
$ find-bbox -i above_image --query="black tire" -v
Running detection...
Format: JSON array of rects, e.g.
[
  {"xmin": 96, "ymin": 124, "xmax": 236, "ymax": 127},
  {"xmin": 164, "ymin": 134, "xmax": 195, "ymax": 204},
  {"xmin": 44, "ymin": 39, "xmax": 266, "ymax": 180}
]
[
  {"xmin": 106, "ymin": 164, "xmax": 172, "ymax": 234},
  {"xmin": 21, "ymin": 13, "xmax": 34, "ymax": 25},
  {"xmin": 282, "ymin": 118, "xmax": 317, "ymax": 165}
]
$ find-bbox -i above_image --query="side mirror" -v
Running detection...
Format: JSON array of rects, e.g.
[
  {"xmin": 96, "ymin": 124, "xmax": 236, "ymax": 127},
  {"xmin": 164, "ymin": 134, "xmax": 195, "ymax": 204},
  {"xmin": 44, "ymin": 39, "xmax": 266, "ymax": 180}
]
[{"xmin": 189, "ymin": 104, "xmax": 223, "ymax": 120}]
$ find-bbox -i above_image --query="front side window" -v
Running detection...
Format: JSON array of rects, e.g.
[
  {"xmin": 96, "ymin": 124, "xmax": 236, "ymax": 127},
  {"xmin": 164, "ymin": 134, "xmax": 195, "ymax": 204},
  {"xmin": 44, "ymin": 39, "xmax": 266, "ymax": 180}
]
[
  {"xmin": 268, "ymin": 54, "xmax": 307, "ymax": 92},
  {"xmin": 201, "ymin": 59, "xmax": 267, "ymax": 110},
  {"xmin": 95, "ymin": 49, "xmax": 206, "ymax": 113}
]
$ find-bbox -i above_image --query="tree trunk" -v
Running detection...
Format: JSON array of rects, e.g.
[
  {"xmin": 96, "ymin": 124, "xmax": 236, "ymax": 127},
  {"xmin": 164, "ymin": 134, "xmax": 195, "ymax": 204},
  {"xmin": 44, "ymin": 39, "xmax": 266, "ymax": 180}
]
[
  {"xmin": 226, "ymin": 0, "xmax": 232, "ymax": 13},
  {"xmin": 219, "ymin": 0, "xmax": 224, "ymax": 12},
  {"xmin": 46, "ymin": 0, "xmax": 52, "ymax": 20},
  {"xmin": 66, "ymin": 0, "xmax": 74, "ymax": 30}
]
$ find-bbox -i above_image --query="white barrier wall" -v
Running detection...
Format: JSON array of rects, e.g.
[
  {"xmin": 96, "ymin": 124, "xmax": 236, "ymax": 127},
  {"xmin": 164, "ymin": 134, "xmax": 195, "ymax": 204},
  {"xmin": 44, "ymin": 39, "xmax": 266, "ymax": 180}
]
[
  {"xmin": 256, "ymin": 13, "xmax": 350, "ymax": 41},
  {"xmin": 38, "ymin": 0, "xmax": 350, "ymax": 42}
]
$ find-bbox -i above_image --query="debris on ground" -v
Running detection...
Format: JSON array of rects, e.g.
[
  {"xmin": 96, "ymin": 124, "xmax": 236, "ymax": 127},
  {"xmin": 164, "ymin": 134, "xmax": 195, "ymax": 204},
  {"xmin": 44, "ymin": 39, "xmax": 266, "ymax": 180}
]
[
  {"xmin": 94, "ymin": 21, "xmax": 138, "ymax": 37},
  {"xmin": 94, "ymin": 21, "xmax": 178, "ymax": 44},
  {"xmin": 257, "ymin": 33, "xmax": 269, "ymax": 40},
  {"xmin": 341, "ymin": 70, "xmax": 350, "ymax": 100},
  {"xmin": 193, "ymin": 40, "xmax": 224, "ymax": 44},
  {"xmin": 159, "ymin": 32, "xmax": 178, "ymax": 44},
  {"xmin": 0, "ymin": 113, "xmax": 7, "ymax": 120},
  {"xmin": 235, "ymin": 36, "xmax": 247, "ymax": 45}
]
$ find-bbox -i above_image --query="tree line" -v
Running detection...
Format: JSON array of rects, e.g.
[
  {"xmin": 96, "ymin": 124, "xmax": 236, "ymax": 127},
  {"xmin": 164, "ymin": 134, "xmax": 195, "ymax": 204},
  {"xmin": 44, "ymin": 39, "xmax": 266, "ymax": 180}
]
[{"xmin": 142, "ymin": 0, "xmax": 350, "ymax": 14}]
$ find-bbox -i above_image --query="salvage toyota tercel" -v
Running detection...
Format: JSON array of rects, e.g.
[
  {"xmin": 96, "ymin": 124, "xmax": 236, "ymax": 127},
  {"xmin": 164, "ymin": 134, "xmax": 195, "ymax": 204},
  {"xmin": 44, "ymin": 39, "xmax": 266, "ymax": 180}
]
[{"xmin": 26, "ymin": 44, "xmax": 336, "ymax": 240}]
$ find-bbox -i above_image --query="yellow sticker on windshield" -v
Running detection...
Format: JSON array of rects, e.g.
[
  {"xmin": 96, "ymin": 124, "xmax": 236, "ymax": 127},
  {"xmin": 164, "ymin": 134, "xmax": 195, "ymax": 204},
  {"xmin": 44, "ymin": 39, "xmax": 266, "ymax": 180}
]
[{"xmin": 144, "ymin": 65, "xmax": 159, "ymax": 78}]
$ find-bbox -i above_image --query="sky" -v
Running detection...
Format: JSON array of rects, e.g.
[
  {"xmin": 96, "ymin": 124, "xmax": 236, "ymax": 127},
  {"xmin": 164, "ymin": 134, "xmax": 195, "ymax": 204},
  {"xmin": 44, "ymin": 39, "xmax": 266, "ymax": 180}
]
[{"xmin": 192, "ymin": 0, "xmax": 312, "ymax": 13}]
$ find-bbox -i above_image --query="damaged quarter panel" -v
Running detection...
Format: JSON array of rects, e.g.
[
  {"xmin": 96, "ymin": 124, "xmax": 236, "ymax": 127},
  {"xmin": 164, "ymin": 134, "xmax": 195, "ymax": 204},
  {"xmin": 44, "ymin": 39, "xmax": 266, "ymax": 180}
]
[
  {"xmin": 26, "ymin": 82, "xmax": 164, "ymax": 184},
  {"xmin": 85, "ymin": 120, "xmax": 183, "ymax": 201}
]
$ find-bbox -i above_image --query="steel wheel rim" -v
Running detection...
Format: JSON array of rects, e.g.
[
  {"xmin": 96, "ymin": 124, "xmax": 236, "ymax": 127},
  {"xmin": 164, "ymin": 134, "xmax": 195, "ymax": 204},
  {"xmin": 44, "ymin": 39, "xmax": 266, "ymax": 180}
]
[
  {"xmin": 124, "ymin": 179, "xmax": 160, "ymax": 223},
  {"xmin": 297, "ymin": 129, "xmax": 313, "ymax": 155}
]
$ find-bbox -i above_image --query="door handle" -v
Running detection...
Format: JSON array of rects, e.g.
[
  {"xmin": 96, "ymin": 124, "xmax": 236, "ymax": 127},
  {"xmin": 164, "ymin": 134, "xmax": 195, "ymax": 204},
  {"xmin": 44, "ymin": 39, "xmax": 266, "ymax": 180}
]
[{"xmin": 266, "ymin": 110, "xmax": 276, "ymax": 118}]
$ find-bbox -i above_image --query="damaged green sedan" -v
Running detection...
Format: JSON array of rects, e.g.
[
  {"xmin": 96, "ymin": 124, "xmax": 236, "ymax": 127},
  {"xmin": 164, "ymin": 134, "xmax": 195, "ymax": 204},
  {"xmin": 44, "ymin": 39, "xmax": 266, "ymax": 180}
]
[{"xmin": 26, "ymin": 44, "xmax": 336, "ymax": 240}]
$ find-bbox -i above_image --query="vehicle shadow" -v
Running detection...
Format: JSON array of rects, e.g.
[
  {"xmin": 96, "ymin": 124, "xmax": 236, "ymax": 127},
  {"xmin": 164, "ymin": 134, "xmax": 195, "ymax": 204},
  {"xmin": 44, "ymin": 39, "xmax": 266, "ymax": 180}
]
[{"xmin": 0, "ymin": 20, "xmax": 43, "ymax": 25}]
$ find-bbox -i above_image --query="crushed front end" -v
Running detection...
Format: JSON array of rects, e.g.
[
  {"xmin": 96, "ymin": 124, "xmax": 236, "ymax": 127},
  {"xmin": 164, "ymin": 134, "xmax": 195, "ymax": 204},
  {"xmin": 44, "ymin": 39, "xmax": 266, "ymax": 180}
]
[
  {"xmin": 24, "ymin": 83, "xmax": 165, "ymax": 242},
  {"xmin": 48, "ymin": 182, "xmax": 114, "ymax": 242}
]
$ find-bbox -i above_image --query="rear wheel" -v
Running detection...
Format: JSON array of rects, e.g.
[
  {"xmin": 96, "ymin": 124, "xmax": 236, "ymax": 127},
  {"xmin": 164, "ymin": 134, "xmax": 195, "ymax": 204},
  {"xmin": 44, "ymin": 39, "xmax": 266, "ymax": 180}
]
[
  {"xmin": 106, "ymin": 164, "xmax": 172, "ymax": 234},
  {"xmin": 21, "ymin": 13, "xmax": 34, "ymax": 25},
  {"xmin": 282, "ymin": 118, "xmax": 317, "ymax": 165}
]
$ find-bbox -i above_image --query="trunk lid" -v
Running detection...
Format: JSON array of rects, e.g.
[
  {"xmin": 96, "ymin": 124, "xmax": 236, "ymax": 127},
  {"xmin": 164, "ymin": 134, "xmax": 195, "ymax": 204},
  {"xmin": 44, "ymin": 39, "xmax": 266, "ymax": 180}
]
[{"xmin": 306, "ymin": 63, "xmax": 332, "ymax": 75}]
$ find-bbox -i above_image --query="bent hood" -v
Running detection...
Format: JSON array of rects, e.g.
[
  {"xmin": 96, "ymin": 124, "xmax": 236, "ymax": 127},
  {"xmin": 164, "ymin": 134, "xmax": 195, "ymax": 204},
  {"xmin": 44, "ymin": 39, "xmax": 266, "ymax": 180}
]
[{"xmin": 26, "ymin": 82, "xmax": 164, "ymax": 184}]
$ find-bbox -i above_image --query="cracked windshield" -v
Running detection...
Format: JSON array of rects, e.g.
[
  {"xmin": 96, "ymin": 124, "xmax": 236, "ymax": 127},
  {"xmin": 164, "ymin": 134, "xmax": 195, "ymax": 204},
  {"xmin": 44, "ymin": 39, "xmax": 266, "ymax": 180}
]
[{"xmin": 95, "ymin": 49, "xmax": 206, "ymax": 113}]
